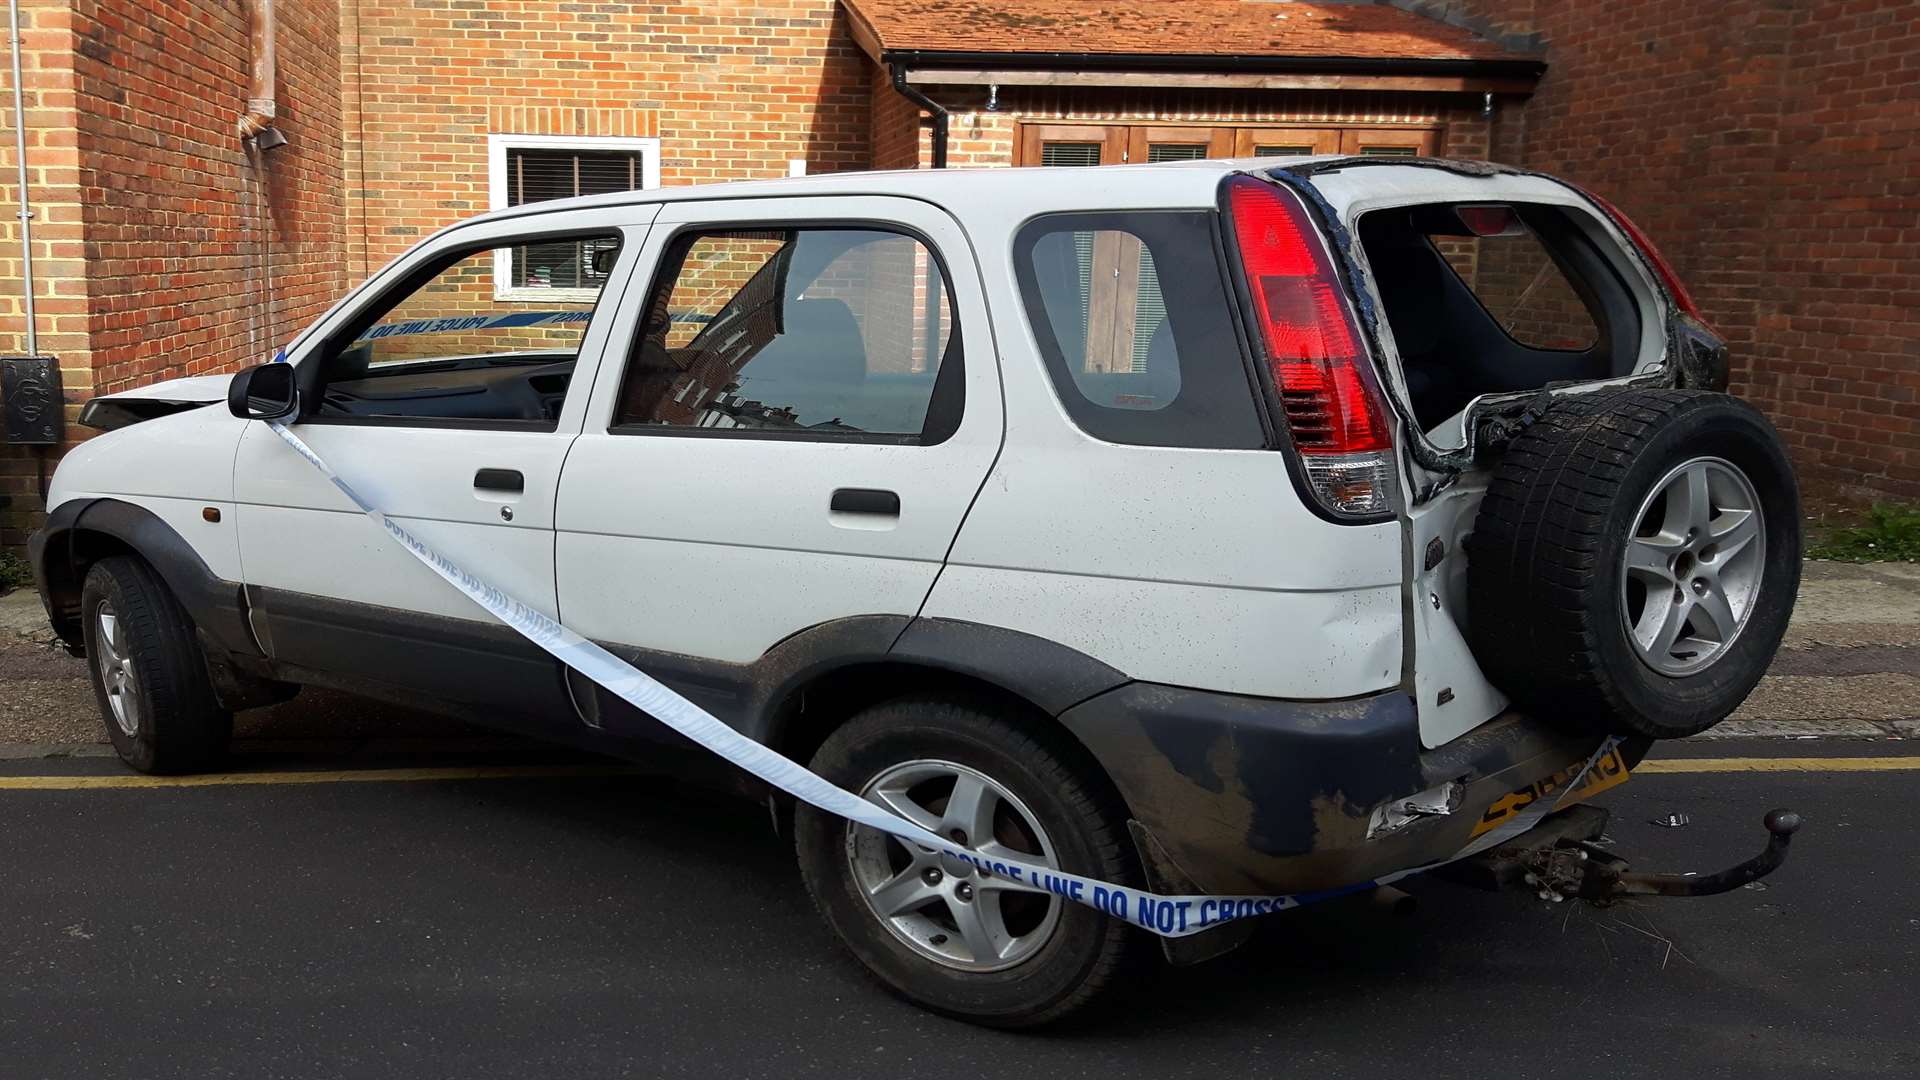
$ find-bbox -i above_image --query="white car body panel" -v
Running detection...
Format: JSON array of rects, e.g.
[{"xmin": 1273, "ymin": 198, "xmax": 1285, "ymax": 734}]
[
  {"xmin": 555, "ymin": 195, "xmax": 1004, "ymax": 661},
  {"xmin": 46, "ymin": 406, "xmax": 248, "ymax": 582},
  {"xmin": 231, "ymin": 421, "xmax": 574, "ymax": 620},
  {"xmin": 84, "ymin": 373, "xmax": 231, "ymax": 404},
  {"xmin": 930, "ymin": 440, "xmax": 1404, "ymax": 698},
  {"xmin": 1401, "ymin": 470, "xmax": 1507, "ymax": 746},
  {"xmin": 928, "ymin": 566, "xmax": 1402, "ymax": 700}
]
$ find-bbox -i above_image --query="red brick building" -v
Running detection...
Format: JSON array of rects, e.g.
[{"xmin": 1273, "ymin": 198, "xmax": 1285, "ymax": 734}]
[
  {"xmin": 1414, "ymin": 0, "xmax": 1920, "ymax": 503},
  {"xmin": 1, "ymin": 0, "xmax": 1914, "ymax": 549}
]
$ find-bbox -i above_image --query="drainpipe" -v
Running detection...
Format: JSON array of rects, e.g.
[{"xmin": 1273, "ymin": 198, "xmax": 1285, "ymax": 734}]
[
  {"xmin": 8, "ymin": 0, "xmax": 35, "ymax": 355},
  {"xmin": 236, "ymin": 0, "xmax": 284, "ymax": 147},
  {"xmin": 2, "ymin": 0, "xmax": 60, "ymax": 486},
  {"xmin": 888, "ymin": 62, "xmax": 948, "ymax": 169},
  {"xmin": 237, "ymin": 0, "xmax": 282, "ymax": 373}
]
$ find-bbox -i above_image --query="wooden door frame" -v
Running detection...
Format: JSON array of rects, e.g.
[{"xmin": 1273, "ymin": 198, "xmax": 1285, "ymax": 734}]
[
  {"xmin": 1017, "ymin": 121, "xmax": 1443, "ymax": 166},
  {"xmin": 1337, "ymin": 128, "xmax": 1437, "ymax": 155},
  {"xmin": 1125, "ymin": 125, "xmax": 1234, "ymax": 164},
  {"xmin": 1231, "ymin": 128, "xmax": 1343, "ymax": 157},
  {"xmin": 1015, "ymin": 123, "xmax": 1127, "ymax": 166}
]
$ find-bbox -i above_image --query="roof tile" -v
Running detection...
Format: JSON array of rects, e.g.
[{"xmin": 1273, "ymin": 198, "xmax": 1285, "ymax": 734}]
[{"xmin": 842, "ymin": 0, "xmax": 1531, "ymax": 63}]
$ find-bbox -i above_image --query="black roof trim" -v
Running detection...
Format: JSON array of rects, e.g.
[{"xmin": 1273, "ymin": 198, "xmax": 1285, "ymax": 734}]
[{"xmin": 885, "ymin": 49, "xmax": 1545, "ymax": 80}]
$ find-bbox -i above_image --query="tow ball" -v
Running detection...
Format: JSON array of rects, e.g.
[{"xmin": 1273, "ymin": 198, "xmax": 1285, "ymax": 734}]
[{"xmin": 1527, "ymin": 808, "xmax": 1801, "ymax": 904}]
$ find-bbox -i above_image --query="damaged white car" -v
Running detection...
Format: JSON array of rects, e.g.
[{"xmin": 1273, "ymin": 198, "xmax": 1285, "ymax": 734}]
[{"xmin": 32, "ymin": 157, "xmax": 1801, "ymax": 1026}]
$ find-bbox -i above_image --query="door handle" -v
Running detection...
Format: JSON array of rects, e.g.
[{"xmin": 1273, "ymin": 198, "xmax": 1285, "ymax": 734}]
[
  {"xmin": 474, "ymin": 468, "xmax": 524, "ymax": 494},
  {"xmin": 830, "ymin": 488, "xmax": 899, "ymax": 516}
]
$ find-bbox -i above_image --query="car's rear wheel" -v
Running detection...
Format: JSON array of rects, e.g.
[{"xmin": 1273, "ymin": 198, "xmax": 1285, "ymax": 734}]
[
  {"xmin": 794, "ymin": 696, "xmax": 1146, "ymax": 1028},
  {"xmin": 1468, "ymin": 389, "xmax": 1801, "ymax": 739},
  {"xmin": 80, "ymin": 556, "xmax": 232, "ymax": 773}
]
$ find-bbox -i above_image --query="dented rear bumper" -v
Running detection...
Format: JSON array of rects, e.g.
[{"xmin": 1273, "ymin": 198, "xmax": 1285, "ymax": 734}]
[{"xmin": 1060, "ymin": 683, "xmax": 1643, "ymax": 896}]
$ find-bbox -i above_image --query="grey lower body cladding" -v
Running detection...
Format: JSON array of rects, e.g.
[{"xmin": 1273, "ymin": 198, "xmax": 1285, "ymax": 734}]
[{"xmin": 1060, "ymin": 683, "xmax": 1630, "ymax": 896}]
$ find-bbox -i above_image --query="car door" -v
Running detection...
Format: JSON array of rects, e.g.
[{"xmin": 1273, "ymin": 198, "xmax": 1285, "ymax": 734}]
[
  {"xmin": 554, "ymin": 195, "xmax": 1002, "ymax": 734},
  {"xmin": 231, "ymin": 205, "xmax": 657, "ymax": 725}
]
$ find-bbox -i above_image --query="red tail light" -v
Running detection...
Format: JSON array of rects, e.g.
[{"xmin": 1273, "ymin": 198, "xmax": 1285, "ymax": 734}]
[
  {"xmin": 1578, "ymin": 186, "xmax": 1710, "ymax": 328},
  {"xmin": 1225, "ymin": 175, "xmax": 1394, "ymax": 517}
]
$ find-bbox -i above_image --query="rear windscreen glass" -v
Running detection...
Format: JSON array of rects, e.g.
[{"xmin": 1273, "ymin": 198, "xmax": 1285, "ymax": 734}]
[{"xmin": 1013, "ymin": 211, "xmax": 1266, "ymax": 449}]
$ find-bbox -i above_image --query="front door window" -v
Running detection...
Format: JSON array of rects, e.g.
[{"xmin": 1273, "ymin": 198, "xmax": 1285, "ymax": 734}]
[{"xmin": 313, "ymin": 233, "xmax": 621, "ymax": 427}]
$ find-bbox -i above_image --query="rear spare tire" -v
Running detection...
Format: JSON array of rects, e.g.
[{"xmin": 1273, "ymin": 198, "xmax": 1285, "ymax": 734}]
[{"xmin": 1468, "ymin": 389, "xmax": 1800, "ymax": 739}]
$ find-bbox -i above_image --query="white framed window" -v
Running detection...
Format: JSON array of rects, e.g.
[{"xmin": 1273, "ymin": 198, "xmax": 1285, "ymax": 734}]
[{"xmin": 486, "ymin": 133, "xmax": 661, "ymax": 300}]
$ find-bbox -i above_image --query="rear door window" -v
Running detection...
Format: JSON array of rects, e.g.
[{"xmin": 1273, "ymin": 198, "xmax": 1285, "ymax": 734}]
[
  {"xmin": 1012, "ymin": 211, "xmax": 1265, "ymax": 449},
  {"xmin": 613, "ymin": 227, "xmax": 958, "ymax": 443}
]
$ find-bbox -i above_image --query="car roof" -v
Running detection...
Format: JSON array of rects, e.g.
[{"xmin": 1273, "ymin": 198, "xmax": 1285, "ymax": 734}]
[{"xmin": 472, "ymin": 155, "xmax": 1366, "ymax": 223}]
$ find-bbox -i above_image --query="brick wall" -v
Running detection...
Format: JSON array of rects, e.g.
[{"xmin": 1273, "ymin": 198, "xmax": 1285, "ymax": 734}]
[
  {"xmin": 0, "ymin": 0, "xmax": 346, "ymax": 548},
  {"xmin": 869, "ymin": 62, "xmax": 919, "ymax": 169},
  {"xmin": 1441, "ymin": 227, "xmax": 1601, "ymax": 351},
  {"xmin": 74, "ymin": 0, "xmax": 346, "ymax": 393},
  {"xmin": 342, "ymin": 0, "xmax": 873, "ymax": 281},
  {"xmin": 1414, "ymin": 0, "xmax": 1920, "ymax": 501},
  {"xmin": 0, "ymin": 2, "xmax": 91, "ymax": 548}
]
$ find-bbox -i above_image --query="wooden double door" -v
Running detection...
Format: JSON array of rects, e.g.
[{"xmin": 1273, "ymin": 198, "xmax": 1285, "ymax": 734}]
[{"xmin": 1016, "ymin": 123, "xmax": 1436, "ymax": 166}]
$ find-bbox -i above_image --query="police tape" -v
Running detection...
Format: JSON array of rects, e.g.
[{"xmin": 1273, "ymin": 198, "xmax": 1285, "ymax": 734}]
[
  {"xmin": 355, "ymin": 307, "xmax": 711, "ymax": 343},
  {"xmin": 266, "ymin": 419, "xmax": 1619, "ymax": 939},
  {"xmin": 355, "ymin": 309, "xmax": 595, "ymax": 342}
]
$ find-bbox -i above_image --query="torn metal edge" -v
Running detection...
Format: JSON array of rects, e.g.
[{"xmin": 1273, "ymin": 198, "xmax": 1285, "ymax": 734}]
[{"xmin": 1263, "ymin": 157, "xmax": 1722, "ymax": 493}]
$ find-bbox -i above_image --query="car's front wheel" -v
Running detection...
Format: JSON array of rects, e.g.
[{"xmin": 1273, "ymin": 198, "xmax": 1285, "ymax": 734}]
[
  {"xmin": 794, "ymin": 696, "xmax": 1147, "ymax": 1028},
  {"xmin": 80, "ymin": 556, "xmax": 232, "ymax": 773}
]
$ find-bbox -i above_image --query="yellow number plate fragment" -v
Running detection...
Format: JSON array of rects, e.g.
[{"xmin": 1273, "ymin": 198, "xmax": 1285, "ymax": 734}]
[{"xmin": 1471, "ymin": 747, "xmax": 1631, "ymax": 839}]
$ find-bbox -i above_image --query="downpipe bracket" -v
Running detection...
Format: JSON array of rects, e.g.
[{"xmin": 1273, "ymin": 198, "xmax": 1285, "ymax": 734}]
[{"xmin": 1531, "ymin": 808, "xmax": 1802, "ymax": 904}]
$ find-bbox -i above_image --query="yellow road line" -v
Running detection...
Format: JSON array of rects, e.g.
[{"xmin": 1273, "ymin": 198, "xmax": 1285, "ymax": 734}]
[
  {"xmin": 0, "ymin": 756, "xmax": 1915, "ymax": 791},
  {"xmin": 0, "ymin": 764, "xmax": 644, "ymax": 790},
  {"xmin": 1636, "ymin": 756, "xmax": 1920, "ymax": 774}
]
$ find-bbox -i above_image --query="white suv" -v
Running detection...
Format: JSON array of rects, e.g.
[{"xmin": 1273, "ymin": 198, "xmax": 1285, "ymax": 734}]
[{"xmin": 29, "ymin": 158, "xmax": 1800, "ymax": 1026}]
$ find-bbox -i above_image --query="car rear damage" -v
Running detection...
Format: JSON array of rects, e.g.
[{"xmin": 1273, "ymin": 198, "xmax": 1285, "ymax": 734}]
[
  {"xmin": 1168, "ymin": 156, "xmax": 1806, "ymax": 961},
  {"xmin": 1268, "ymin": 156, "xmax": 1732, "ymax": 479}
]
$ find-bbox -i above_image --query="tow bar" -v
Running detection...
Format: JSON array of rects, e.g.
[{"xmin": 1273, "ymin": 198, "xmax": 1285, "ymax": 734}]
[{"xmin": 1528, "ymin": 808, "xmax": 1802, "ymax": 904}]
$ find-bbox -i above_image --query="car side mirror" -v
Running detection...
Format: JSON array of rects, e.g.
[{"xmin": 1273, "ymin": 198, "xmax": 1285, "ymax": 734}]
[
  {"xmin": 591, "ymin": 245, "xmax": 618, "ymax": 276},
  {"xmin": 228, "ymin": 362, "xmax": 299, "ymax": 420}
]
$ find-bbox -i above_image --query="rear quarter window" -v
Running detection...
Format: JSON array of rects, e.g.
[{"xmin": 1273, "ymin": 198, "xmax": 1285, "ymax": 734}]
[{"xmin": 1013, "ymin": 211, "xmax": 1266, "ymax": 449}]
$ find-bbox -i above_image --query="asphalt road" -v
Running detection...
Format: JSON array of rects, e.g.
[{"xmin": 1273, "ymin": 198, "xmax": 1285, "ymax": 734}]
[{"xmin": 1, "ymin": 739, "xmax": 1913, "ymax": 1079}]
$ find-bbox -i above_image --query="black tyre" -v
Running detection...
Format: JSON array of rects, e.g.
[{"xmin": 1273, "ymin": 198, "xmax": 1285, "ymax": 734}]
[
  {"xmin": 1468, "ymin": 389, "xmax": 1800, "ymax": 739},
  {"xmin": 79, "ymin": 556, "xmax": 233, "ymax": 773},
  {"xmin": 794, "ymin": 696, "xmax": 1147, "ymax": 1028}
]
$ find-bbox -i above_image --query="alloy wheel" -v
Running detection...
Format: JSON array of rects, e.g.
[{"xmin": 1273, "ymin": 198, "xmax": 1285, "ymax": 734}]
[
  {"xmin": 1620, "ymin": 455, "xmax": 1767, "ymax": 677},
  {"xmin": 94, "ymin": 601, "xmax": 142, "ymax": 737},
  {"xmin": 846, "ymin": 759, "xmax": 1063, "ymax": 973}
]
